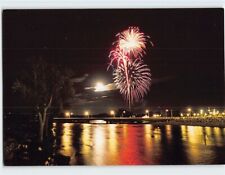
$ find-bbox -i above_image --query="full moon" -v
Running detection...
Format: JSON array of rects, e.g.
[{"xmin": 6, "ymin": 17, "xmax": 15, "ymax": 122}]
[{"xmin": 95, "ymin": 82, "xmax": 106, "ymax": 92}]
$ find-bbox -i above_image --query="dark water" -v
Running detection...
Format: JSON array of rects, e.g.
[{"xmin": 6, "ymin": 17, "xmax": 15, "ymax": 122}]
[{"xmin": 52, "ymin": 123, "xmax": 225, "ymax": 165}]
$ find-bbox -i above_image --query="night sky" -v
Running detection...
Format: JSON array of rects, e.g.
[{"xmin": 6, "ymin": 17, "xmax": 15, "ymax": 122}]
[{"xmin": 3, "ymin": 9, "xmax": 224, "ymax": 114}]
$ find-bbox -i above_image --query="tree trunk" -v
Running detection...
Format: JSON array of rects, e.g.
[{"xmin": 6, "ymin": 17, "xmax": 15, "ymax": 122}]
[
  {"xmin": 38, "ymin": 96, "xmax": 52, "ymax": 143},
  {"xmin": 45, "ymin": 115, "xmax": 49, "ymax": 137},
  {"xmin": 38, "ymin": 109, "xmax": 47, "ymax": 143},
  {"xmin": 39, "ymin": 123, "xmax": 45, "ymax": 143}
]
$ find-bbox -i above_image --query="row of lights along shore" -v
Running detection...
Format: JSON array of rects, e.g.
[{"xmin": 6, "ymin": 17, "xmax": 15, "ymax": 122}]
[
  {"xmin": 180, "ymin": 108, "xmax": 225, "ymax": 117},
  {"xmin": 64, "ymin": 110, "xmax": 116, "ymax": 118},
  {"xmin": 64, "ymin": 107, "xmax": 225, "ymax": 118}
]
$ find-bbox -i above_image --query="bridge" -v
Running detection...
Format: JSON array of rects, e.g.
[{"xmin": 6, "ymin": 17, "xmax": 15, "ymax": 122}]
[{"xmin": 53, "ymin": 117, "xmax": 174, "ymax": 124}]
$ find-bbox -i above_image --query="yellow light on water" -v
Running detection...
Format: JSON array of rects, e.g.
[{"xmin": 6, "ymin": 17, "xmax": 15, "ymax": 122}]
[{"xmin": 60, "ymin": 123, "xmax": 74, "ymax": 157}]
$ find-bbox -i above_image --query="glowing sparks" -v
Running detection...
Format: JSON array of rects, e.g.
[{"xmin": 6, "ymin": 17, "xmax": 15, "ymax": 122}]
[
  {"xmin": 113, "ymin": 59, "xmax": 151, "ymax": 104},
  {"xmin": 116, "ymin": 26, "xmax": 151, "ymax": 58},
  {"xmin": 108, "ymin": 26, "xmax": 153, "ymax": 109}
]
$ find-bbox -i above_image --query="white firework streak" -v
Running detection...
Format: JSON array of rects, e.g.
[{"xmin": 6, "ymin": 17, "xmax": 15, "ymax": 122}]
[
  {"xmin": 113, "ymin": 59, "xmax": 151, "ymax": 105},
  {"xmin": 107, "ymin": 47, "xmax": 128, "ymax": 70}
]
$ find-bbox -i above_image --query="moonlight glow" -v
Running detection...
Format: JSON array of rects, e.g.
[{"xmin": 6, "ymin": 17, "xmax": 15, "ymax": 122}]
[{"xmin": 95, "ymin": 82, "xmax": 107, "ymax": 92}]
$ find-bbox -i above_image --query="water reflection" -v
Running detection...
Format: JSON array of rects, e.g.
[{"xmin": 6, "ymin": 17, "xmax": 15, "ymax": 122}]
[
  {"xmin": 54, "ymin": 123, "xmax": 225, "ymax": 165},
  {"xmin": 59, "ymin": 123, "xmax": 75, "ymax": 157},
  {"xmin": 181, "ymin": 125, "xmax": 225, "ymax": 164},
  {"xmin": 81, "ymin": 124, "xmax": 92, "ymax": 164},
  {"xmin": 107, "ymin": 125, "xmax": 118, "ymax": 164},
  {"xmin": 93, "ymin": 125, "xmax": 106, "ymax": 165}
]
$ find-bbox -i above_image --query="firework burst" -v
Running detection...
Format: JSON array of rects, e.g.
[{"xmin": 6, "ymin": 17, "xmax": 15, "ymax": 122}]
[
  {"xmin": 107, "ymin": 47, "xmax": 128, "ymax": 70},
  {"xmin": 115, "ymin": 26, "xmax": 152, "ymax": 59},
  {"xmin": 113, "ymin": 59, "xmax": 151, "ymax": 105},
  {"xmin": 108, "ymin": 26, "xmax": 153, "ymax": 109}
]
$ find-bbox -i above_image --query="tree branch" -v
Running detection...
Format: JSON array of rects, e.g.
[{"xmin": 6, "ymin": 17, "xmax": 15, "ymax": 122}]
[
  {"xmin": 38, "ymin": 112, "xmax": 43, "ymax": 124},
  {"xmin": 47, "ymin": 95, "xmax": 53, "ymax": 109}
]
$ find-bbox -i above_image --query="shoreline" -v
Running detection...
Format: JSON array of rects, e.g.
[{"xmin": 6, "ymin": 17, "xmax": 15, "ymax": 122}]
[
  {"xmin": 54, "ymin": 116, "xmax": 225, "ymax": 128},
  {"xmin": 151, "ymin": 117, "xmax": 225, "ymax": 128}
]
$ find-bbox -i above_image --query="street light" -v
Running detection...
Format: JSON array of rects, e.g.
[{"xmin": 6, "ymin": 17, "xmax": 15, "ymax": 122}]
[
  {"xmin": 187, "ymin": 108, "xmax": 192, "ymax": 117},
  {"xmin": 187, "ymin": 108, "xmax": 192, "ymax": 112},
  {"xmin": 122, "ymin": 110, "xmax": 126, "ymax": 117},
  {"xmin": 145, "ymin": 109, "xmax": 149, "ymax": 117},
  {"xmin": 65, "ymin": 111, "xmax": 70, "ymax": 118},
  {"xmin": 84, "ymin": 111, "xmax": 90, "ymax": 118},
  {"xmin": 165, "ymin": 109, "xmax": 169, "ymax": 117},
  {"xmin": 110, "ymin": 110, "xmax": 115, "ymax": 118},
  {"xmin": 200, "ymin": 109, "xmax": 204, "ymax": 116}
]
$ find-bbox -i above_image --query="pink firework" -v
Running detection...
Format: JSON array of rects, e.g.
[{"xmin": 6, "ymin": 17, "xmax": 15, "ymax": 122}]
[
  {"xmin": 108, "ymin": 26, "xmax": 152, "ymax": 109},
  {"xmin": 116, "ymin": 26, "xmax": 152, "ymax": 59},
  {"xmin": 113, "ymin": 59, "xmax": 151, "ymax": 105},
  {"xmin": 108, "ymin": 47, "xmax": 128, "ymax": 70},
  {"xmin": 108, "ymin": 27, "xmax": 151, "ymax": 70}
]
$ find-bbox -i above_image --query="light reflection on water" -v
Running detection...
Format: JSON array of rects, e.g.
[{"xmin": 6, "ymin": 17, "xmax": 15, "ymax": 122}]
[
  {"xmin": 54, "ymin": 123, "xmax": 225, "ymax": 165},
  {"xmin": 181, "ymin": 125, "xmax": 225, "ymax": 164},
  {"xmin": 59, "ymin": 123, "xmax": 75, "ymax": 157}
]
